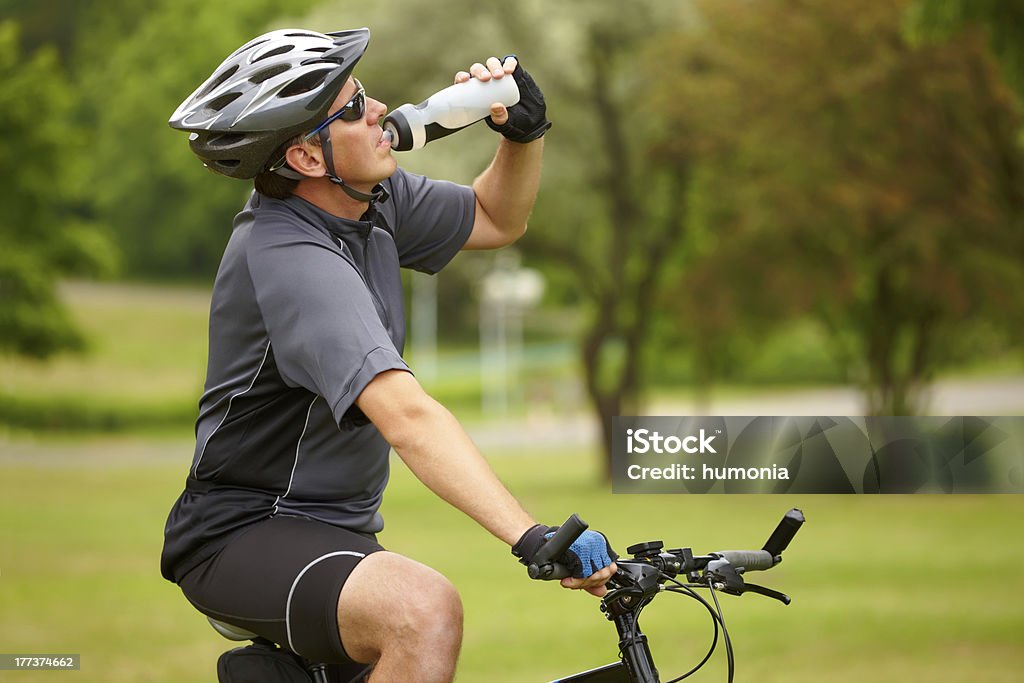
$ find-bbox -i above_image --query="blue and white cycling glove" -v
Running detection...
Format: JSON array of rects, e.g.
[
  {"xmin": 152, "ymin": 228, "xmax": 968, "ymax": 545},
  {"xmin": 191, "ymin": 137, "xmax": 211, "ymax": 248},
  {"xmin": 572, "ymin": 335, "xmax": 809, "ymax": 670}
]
[{"xmin": 512, "ymin": 524, "xmax": 618, "ymax": 579}]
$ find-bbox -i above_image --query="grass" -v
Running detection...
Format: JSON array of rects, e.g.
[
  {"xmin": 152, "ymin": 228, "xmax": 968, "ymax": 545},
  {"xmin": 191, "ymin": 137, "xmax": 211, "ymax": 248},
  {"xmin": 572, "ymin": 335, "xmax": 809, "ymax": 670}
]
[
  {"xmin": 1, "ymin": 436, "xmax": 1022, "ymax": 682},
  {"xmin": 0, "ymin": 281, "xmax": 210, "ymax": 432}
]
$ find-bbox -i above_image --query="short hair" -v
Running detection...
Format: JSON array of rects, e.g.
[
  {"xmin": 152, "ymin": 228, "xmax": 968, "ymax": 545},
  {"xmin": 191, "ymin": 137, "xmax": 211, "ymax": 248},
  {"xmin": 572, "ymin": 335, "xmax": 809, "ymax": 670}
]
[{"xmin": 252, "ymin": 134, "xmax": 322, "ymax": 199}]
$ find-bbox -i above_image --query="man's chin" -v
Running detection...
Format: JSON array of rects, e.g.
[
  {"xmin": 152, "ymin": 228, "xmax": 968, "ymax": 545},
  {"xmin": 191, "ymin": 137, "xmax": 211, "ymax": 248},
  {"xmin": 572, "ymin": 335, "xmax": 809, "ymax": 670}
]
[{"xmin": 379, "ymin": 157, "xmax": 399, "ymax": 180}]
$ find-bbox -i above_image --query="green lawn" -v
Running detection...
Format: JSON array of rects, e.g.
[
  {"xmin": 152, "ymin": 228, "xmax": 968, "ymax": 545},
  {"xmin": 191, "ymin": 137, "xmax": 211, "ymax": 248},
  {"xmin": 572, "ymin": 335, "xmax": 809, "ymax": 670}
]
[
  {"xmin": 0, "ymin": 282, "xmax": 211, "ymax": 432},
  {"xmin": 1, "ymin": 437, "xmax": 1022, "ymax": 682},
  {"xmin": 2, "ymin": 281, "xmax": 1023, "ymax": 681}
]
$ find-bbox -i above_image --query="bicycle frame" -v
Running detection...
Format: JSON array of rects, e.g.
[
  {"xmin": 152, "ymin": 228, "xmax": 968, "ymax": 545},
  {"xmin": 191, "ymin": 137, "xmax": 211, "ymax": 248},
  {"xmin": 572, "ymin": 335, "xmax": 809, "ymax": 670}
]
[{"xmin": 551, "ymin": 609, "xmax": 658, "ymax": 682}]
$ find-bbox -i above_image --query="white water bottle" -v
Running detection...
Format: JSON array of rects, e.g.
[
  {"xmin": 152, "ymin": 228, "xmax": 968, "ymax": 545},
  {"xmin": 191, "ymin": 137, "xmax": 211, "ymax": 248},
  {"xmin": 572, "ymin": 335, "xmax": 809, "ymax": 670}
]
[{"xmin": 382, "ymin": 75, "xmax": 520, "ymax": 152}]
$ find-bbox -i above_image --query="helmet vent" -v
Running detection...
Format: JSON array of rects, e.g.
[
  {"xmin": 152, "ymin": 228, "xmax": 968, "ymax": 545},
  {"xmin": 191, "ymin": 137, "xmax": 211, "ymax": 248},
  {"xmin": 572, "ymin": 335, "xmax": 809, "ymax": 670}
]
[
  {"xmin": 278, "ymin": 69, "xmax": 329, "ymax": 98},
  {"xmin": 207, "ymin": 91, "xmax": 243, "ymax": 112},
  {"xmin": 306, "ymin": 47, "xmax": 330, "ymax": 53},
  {"xmin": 215, "ymin": 159, "xmax": 241, "ymax": 169},
  {"xmin": 197, "ymin": 64, "xmax": 239, "ymax": 99},
  {"xmin": 209, "ymin": 133, "xmax": 246, "ymax": 147},
  {"xmin": 250, "ymin": 64, "xmax": 290, "ymax": 84},
  {"xmin": 253, "ymin": 45, "xmax": 293, "ymax": 62}
]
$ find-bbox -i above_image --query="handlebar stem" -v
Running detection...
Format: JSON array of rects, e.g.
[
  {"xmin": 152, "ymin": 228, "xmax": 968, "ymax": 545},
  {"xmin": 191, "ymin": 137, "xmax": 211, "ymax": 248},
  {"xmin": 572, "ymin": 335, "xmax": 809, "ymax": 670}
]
[{"xmin": 612, "ymin": 610, "xmax": 660, "ymax": 683}]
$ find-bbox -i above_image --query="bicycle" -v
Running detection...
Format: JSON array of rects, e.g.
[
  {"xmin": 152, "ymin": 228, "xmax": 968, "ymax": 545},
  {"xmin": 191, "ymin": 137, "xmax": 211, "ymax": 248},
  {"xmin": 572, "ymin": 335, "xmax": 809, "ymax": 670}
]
[{"xmin": 208, "ymin": 508, "xmax": 805, "ymax": 682}]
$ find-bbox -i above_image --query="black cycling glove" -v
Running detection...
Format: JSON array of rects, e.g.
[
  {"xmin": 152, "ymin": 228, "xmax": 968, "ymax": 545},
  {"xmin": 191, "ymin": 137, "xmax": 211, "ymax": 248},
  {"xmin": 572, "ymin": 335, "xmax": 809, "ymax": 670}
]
[
  {"xmin": 512, "ymin": 524, "xmax": 618, "ymax": 579},
  {"xmin": 486, "ymin": 59, "xmax": 552, "ymax": 143}
]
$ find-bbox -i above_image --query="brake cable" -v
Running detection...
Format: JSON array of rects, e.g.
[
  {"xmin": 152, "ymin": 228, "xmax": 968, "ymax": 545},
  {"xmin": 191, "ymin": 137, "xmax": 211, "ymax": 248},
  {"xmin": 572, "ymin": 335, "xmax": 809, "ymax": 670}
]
[
  {"xmin": 705, "ymin": 575, "xmax": 735, "ymax": 682},
  {"xmin": 661, "ymin": 576, "xmax": 721, "ymax": 682}
]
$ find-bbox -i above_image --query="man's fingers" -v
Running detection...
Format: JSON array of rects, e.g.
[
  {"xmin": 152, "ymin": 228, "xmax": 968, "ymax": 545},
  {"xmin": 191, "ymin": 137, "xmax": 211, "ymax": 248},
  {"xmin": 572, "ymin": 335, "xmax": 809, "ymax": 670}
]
[
  {"xmin": 486, "ymin": 56, "xmax": 504, "ymax": 77},
  {"xmin": 489, "ymin": 103, "xmax": 509, "ymax": 126},
  {"xmin": 559, "ymin": 561, "xmax": 618, "ymax": 593},
  {"xmin": 559, "ymin": 577, "xmax": 610, "ymax": 598},
  {"xmin": 458, "ymin": 57, "xmax": 515, "ymax": 85},
  {"xmin": 469, "ymin": 62, "xmax": 490, "ymax": 80}
]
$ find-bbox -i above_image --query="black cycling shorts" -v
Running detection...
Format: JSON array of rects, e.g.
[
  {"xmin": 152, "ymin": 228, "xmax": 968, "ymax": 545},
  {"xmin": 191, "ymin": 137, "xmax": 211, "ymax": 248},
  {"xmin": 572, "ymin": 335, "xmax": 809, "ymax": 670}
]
[{"xmin": 178, "ymin": 515, "xmax": 383, "ymax": 666}]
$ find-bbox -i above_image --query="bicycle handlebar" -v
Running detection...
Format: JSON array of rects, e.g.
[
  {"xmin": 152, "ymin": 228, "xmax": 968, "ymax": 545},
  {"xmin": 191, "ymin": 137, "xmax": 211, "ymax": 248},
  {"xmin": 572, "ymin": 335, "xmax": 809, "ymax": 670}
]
[
  {"xmin": 528, "ymin": 513, "xmax": 589, "ymax": 580},
  {"xmin": 713, "ymin": 549, "xmax": 775, "ymax": 571},
  {"xmin": 762, "ymin": 508, "xmax": 805, "ymax": 557},
  {"xmin": 527, "ymin": 508, "xmax": 804, "ymax": 588},
  {"xmin": 535, "ymin": 509, "xmax": 805, "ymax": 683}
]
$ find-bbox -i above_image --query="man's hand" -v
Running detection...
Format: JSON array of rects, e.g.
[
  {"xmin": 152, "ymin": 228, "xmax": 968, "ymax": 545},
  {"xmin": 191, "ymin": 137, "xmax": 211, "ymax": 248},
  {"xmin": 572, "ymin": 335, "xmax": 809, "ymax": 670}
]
[
  {"xmin": 512, "ymin": 524, "xmax": 619, "ymax": 597},
  {"xmin": 454, "ymin": 55, "xmax": 517, "ymax": 126},
  {"xmin": 561, "ymin": 562, "xmax": 619, "ymax": 598},
  {"xmin": 454, "ymin": 56, "xmax": 551, "ymax": 143}
]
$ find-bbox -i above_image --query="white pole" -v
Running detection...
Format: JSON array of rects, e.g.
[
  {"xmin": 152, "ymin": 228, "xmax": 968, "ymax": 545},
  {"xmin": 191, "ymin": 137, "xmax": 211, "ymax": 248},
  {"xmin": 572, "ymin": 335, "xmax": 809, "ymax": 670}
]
[{"xmin": 411, "ymin": 271, "xmax": 438, "ymax": 384}]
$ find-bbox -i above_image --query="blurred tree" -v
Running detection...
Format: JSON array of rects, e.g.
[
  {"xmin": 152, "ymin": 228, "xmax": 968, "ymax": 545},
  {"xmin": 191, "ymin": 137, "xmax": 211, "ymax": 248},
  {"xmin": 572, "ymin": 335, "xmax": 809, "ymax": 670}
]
[
  {"xmin": 0, "ymin": 0, "xmax": 82, "ymax": 61},
  {"xmin": 651, "ymin": 0, "xmax": 1024, "ymax": 414},
  {"xmin": 77, "ymin": 0, "xmax": 292, "ymax": 277},
  {"xmin": 0, "ymin": 21, "xmax": 114, "ymax": 358},
  {"xmin": 518, "ymin": 3, "xmax": 698, "ymax": 472},
  {"xmin": 907, "ymin": 0, "xmax": 1024, "ymax": 102}
]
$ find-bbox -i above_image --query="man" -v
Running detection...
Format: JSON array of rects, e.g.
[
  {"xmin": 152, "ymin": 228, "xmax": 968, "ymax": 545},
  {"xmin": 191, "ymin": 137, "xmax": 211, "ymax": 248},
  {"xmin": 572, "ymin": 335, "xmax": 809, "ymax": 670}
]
[{"xmin": 161, "ymin": 27, "xmax": 617, "ymax": 682}]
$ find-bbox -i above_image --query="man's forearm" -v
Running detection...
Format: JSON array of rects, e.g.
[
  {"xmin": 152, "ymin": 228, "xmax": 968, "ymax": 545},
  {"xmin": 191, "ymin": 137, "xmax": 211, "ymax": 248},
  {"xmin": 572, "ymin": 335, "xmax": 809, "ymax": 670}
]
[
  {"xmin": 472, "ymin": 137, "xmax": 544, "ymax": 239},
  {"xmin": 383, "ymin": 391, "xmax": 536, "ymax": 546}
]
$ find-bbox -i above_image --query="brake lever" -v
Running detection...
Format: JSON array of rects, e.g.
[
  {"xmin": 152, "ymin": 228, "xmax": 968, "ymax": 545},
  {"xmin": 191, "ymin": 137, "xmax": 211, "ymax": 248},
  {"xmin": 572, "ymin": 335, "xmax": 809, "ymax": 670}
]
[
  {"xmin": 705, "ymin": 559, "xmax": 792, "ymax": 605},
  {"xmin": 743, "ymin": 582, "xmax": 792, "ymax": 605},
  {"xmin": 705, "ymin": 559, "xmax": 745, "ymax": 596}
]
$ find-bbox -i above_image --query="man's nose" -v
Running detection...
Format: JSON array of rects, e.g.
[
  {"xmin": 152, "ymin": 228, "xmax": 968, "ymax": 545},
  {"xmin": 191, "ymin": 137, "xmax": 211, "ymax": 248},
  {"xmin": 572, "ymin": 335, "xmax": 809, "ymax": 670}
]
[{"xmin": 366, "ymin": 97, "xmax": 387, "ymax": 124}]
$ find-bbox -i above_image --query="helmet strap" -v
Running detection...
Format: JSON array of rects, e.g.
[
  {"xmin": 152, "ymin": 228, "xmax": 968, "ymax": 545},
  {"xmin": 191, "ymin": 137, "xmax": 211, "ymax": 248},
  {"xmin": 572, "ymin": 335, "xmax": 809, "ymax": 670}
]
[{"xmin": 318, "ymin": 129, "xmax": 388, "ymax": 204}]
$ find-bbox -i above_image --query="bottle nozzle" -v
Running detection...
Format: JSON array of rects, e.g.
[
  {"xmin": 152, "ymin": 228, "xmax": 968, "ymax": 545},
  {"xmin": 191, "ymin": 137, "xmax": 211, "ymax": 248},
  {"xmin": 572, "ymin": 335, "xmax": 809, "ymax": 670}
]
[{"xmin": 382, "ymin": 129, "xmax": 395, "ymax": 145}]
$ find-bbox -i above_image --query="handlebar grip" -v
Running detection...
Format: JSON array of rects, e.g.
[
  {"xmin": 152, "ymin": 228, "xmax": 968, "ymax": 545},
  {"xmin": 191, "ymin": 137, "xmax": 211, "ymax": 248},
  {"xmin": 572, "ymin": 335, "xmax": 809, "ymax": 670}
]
[
  {"xmin": 716, "ymin": 549, "xmax": 775, "ymax": 571},
  {"xmin": 531, "ymin": 562, "xmax": 573, "ymax": 580},
  {"xmin": 528, "ymin": 514, "xmax": 588, "ymax": 580},
  {"xmin": 762, "ymin": 508, "xmax": 805, "ymax": 558}
]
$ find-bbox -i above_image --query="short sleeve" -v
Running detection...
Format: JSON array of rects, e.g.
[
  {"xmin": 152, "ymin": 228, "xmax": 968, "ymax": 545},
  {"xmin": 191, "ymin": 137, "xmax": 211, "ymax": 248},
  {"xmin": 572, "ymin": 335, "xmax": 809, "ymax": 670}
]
[
  {"xmin": 246, "ymin": 223, "xmax": 410, "ymax": 426},
  {"xmin": 380, "ymin": 168, "xmax": 475, "ymax": 274}
]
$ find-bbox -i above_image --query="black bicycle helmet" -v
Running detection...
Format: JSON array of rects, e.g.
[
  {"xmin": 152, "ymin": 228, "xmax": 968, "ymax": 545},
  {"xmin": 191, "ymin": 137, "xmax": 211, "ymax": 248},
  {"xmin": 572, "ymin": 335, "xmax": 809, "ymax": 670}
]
[{"xmin": 169, "ymin": 28, "xmax": 369, "ymax": 179}]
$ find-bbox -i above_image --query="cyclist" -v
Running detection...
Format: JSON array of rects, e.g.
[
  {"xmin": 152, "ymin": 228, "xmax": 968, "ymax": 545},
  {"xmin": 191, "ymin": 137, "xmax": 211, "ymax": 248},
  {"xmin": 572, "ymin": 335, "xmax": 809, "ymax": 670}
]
[{"xmin": 161, "ymin": 28, "xmax": 617, "ymax": 682}]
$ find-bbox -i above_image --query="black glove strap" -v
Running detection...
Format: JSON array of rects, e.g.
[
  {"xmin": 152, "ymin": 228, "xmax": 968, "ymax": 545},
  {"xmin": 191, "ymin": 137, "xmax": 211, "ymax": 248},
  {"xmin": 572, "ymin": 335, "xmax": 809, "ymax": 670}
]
[
  {"xmin": 512, "ymin": 524, "xmax": 555, "ymax": 566},
  {"xmin": 487, "ymin": 59, "xmax": 552, "ymax": 144}
]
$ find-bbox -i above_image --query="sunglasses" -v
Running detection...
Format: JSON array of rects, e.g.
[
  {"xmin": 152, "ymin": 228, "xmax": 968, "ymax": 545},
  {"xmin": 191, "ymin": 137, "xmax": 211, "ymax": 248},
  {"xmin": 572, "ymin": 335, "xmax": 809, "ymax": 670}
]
[
  {"xmin": 303, "ymin": 79, "xmax": 366, "ymax": 141},
  {"xmin": 267, "ymin": 80, "xmax": 366, "ymax": 174}
]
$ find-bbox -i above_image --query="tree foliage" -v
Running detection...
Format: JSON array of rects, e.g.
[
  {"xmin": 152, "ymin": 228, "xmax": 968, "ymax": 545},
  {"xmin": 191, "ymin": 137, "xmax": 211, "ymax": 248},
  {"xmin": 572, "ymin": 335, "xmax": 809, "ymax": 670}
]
[
  {"xmin": 907, "ymin": 0, "xmax": 1024, "ymax": 102},
  {"xmin": 0, "ymin": 21, "xmax": 113, "ymax": 357},
  {"xmin": 651, "ymin": 0, "xmax": 1024, "ymax": 414},
  {"xmin": 513, "ymin": 2, "xmax": 698, "ymax": 469},
  {"xmin": 76, "ymin": 0, "xmax": 293, "ymax": 277},
  {"xmin": 6, "ymin": 0, "xmax": 1023, "ymax": 429}
]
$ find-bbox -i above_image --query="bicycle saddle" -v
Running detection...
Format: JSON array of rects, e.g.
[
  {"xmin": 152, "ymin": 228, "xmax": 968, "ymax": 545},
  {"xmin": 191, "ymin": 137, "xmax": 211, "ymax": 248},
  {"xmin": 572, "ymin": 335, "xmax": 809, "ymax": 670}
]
[{"xmin": 207, "ymin": 616, "xmax": 260, "ymax": 642}]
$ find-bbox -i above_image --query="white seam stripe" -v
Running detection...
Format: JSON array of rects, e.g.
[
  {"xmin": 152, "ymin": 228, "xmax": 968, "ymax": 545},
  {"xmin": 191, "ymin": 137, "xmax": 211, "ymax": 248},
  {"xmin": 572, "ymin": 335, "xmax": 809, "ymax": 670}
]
[
  {"xmin": 272, "ymin": 396, "xmax": 318, "ymax": 514},
  {"xmin": 192, "ymin": 342, "xmax": 271, "ymax": 478},
  {"xmin": 286, "ymin": 551, "xmax": 366, "ymax": 654}
]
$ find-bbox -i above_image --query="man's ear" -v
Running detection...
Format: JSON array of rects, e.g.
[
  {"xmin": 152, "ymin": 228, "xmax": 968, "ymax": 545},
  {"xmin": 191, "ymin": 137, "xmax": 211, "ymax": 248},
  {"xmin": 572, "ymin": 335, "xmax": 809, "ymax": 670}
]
[{"xmin": 284, "ymin": 141, "xmax": 326, "ymax": 179}]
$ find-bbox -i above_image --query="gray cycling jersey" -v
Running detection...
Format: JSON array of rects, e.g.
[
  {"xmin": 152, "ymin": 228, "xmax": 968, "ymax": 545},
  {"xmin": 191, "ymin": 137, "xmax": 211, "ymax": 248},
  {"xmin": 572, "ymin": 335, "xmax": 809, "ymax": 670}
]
[{"xmin": 161, "ymin": 168, "xmax": 474, "ymax": 582}]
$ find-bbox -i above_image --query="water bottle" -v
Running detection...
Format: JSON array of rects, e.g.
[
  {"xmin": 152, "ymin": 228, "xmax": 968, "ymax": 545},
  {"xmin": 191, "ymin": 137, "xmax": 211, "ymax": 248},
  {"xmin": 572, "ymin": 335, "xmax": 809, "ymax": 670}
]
[{"xmin": 382, "ymin": 75, "xmax": 520, "ymax": 152}]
